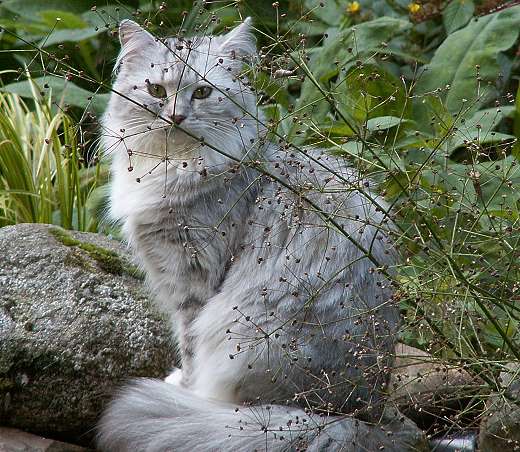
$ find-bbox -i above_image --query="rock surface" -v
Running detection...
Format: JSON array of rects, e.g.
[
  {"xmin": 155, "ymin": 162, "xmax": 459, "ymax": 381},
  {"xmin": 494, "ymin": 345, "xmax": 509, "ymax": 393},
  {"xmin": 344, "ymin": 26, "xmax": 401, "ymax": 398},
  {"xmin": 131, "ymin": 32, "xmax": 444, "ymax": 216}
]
[
  {"xmin": 0, "ymin": 427, "xmax": 90, "ymax": 452},
  {"xmin": 479, "ymin": 363, "xmax": 520, "ymax": 451},
  {"xmin": 0, "ymin": 223, "xmax": 176, "ymax": 445},
  {"xmin": 389, "ymin": 343, "xmax": 480, "ymax": 426}
]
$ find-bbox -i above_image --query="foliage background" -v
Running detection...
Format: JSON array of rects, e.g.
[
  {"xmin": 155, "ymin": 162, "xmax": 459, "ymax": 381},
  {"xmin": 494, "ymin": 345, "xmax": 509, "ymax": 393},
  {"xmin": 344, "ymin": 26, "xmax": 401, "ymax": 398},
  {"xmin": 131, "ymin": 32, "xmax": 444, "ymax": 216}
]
[{"xmin": 1, "ymin": 0, "xmax": 519, "ymax": 440}]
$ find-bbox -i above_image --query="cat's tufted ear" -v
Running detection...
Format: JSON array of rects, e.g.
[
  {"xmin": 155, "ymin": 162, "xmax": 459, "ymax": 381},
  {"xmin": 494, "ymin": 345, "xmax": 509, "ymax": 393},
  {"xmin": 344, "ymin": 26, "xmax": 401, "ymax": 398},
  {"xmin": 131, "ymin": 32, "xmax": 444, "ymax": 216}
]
[
  {"xmin": 116, "ymin": 20, "xmax": 157, "ymax": 71},
  {"xmin": 119, "ymin": 19, "xmax": 155, "ymax": 48},
  {"xmin": 219, "ymin": 17, "xmax": 256, "ymax": 57}
]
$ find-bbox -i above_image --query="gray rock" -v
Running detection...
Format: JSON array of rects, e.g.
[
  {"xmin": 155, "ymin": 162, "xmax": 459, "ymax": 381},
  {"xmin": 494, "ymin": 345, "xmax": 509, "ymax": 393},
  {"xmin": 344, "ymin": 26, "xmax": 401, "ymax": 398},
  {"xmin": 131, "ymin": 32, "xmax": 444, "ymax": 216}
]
[
  {"xmin": 0, "ymin": 427, "xmax": 90, "ymax": 451},
  {"xmin": 306, "ymin": 406, "xmax": 429, "ymax": 451},
  {"xmin": 430, "ymin": 432, "xmax": 477, "ymax": 451},
  {"xmin": 479, "ymin": 363, "xmax": 520, "ymax": 451},
  {"xmin": 389, "ymin": 344, "xmax": 480, "ymax": 425},
  {"xmin": 0, "ymin": 224, "xmax": 176, "ymax": 445},
  {"xmin": 390, "ymin": 344, "xmax": 477, "ymax": 401}
]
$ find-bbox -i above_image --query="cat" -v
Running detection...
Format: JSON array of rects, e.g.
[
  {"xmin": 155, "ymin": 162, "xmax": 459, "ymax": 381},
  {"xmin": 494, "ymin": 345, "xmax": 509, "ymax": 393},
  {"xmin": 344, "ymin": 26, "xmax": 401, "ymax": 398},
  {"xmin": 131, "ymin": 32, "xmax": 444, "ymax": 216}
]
[{"xmin": 97, "ymin": 17, "xmax": 409, "ymax": 452}]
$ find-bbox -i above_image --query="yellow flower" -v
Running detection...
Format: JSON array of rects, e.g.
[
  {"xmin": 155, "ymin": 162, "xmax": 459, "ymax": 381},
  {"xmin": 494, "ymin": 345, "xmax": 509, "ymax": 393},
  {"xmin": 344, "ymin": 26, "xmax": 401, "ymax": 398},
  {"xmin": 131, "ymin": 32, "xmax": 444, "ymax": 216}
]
[
  {"xmin": 347, "ymin": 1, "xmax": 361, "ymax": 14},
  {"xmin": 408, "ymin": 2, "xmax": 421, "ymax": 13}
]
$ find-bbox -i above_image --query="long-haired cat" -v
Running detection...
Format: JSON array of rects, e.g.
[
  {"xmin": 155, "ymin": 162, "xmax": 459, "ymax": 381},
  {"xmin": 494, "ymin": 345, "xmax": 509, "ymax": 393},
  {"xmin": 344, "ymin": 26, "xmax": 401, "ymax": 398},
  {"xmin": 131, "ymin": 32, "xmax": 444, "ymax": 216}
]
[{"xmin": 97, "ymin": 18, "xmax": 416, "ymax": 452}]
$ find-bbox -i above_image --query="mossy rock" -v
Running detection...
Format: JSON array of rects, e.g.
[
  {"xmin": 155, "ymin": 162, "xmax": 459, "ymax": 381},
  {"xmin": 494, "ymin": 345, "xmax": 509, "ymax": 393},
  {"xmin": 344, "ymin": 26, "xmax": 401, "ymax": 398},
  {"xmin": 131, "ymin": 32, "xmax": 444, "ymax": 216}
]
[
  {"xmin": 0, "ymin": 224, "xmax": 176, "ymax": 447},
  {"xmin": 49, "ymin": 226, "xmax": 144, "ymax": 279}
]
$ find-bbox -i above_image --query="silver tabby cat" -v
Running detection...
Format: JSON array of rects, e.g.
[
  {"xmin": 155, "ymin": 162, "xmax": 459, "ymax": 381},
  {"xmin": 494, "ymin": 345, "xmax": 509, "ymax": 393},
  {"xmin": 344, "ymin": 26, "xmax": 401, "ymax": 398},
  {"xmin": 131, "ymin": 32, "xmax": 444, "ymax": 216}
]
[{"xmin": 98, "ymin": 18, "xmax": 404, "ymax": 451}]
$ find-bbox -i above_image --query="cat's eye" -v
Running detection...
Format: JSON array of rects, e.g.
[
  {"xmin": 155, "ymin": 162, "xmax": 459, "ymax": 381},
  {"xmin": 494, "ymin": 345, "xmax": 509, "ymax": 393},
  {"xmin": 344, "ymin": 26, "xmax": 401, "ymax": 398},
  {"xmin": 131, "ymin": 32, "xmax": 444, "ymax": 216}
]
[
  {"xmin": 147, "ymin": 83, "xmax": 167, "ymax": 99},
  {"xmin": 192, "ymin": 86, "xmax": 213, "ymax": 100}
]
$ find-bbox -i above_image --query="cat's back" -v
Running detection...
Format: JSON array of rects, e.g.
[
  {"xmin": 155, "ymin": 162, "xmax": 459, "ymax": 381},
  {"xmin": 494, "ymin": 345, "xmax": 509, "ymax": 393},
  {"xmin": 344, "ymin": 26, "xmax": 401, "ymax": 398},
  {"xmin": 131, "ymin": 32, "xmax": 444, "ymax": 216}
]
[
  {"xmin": 247, "ymin": 145, "xmax": 394, "ymax": 262},
  {"xmin": 226, "ymin": 145, "xmax": 397, "ymax": 309}
]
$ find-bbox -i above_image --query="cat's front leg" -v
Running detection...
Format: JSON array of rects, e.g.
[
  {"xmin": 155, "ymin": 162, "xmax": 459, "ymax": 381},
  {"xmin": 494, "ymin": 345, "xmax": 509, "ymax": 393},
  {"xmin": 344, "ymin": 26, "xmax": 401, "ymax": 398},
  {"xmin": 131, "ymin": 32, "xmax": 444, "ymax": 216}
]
[{"xmin": 171, "ymin": 298, "xmax": 207, "ymax": 387}]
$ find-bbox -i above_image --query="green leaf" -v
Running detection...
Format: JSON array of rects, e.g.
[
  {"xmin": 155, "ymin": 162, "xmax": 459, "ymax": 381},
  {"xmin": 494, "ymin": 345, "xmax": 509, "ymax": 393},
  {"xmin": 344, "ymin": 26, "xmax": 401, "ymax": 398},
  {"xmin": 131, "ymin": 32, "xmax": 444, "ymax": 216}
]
[
  {"xmin": 449, "ymin": 131, "xmax": 515, "ymax": 151},
  {"xmin": 483, "ymin": 320, "xmax": 517, "ymax": 349},
  {"xmin": 1, "ymin": 76, "xmax": 109, "ymax": 112},
  {"xmin": 443, "ymin": 0, "xmax": 474, "ymax": 34},
  {"xmin": 464, "ymin": 106, "xmax": 515, "ymax": 130},
  {"xmin": 1, "ymin": 5, "xmax": 131, "ymax": 48},
  {"xmin": 422, "ymin": 156, "xmax": 520, "ymax": 217},
  {"xmin": 260, "ymin": 104, "xmax": 293, "ymax": 137},
  {"xmin": 0, "ymin": 0, "xmax": 94, "ymax": 19},
  {"xmin": 39, "ymin": 5, "xmax": 134, "ymax": 47},
  {"xmin": 319, "ymin": 121, "xmax": 355, "ymax": 138},
  {"xmin": 304, "ymin": 0, "xmax": 343, "ymax": 26},
  {"xmin": 38, "ymin": 27, "xmax": 103, "ymax": 48},
  {"xmin": 39, "ymin": 10, "xmax": 88, "ymax": 29},
  {"xmin": 251, "ymin": 71, "xmax": 289, "ymax": 108},
  {"xmin": 416, "ymin": 6, "xmax": 520, "ymax": 113},
  {"xmin": 366, "ymin": 116, "xmax": 406, "ymax": 132},
  {"xmin": 446, "ymin": 106, "xmax": 516, "ymax": 150},
  {"xmin": 288, "ymin": 19, "xmax": 331, "ymax": 37},
  {"xmin": 335, "ymin": 65, "xmax": 410, "ymax": 126},
  {"xmin": 293, "ymin": 17, "xmax": 410, "ymax": 132},
  {"xmin": 80, "ymin": 4, "xmax": 134, "ymax": 29}
]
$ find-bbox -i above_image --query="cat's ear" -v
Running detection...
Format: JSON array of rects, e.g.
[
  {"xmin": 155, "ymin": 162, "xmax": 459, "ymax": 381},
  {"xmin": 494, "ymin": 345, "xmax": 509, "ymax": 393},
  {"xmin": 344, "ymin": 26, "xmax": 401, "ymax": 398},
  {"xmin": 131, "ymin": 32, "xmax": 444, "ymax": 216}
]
[
  {"xmin": 119, "ymin": 20, "xmax": 155, "ymax": 48},
  {"xmin": 116, "ymin": 20, "xmax": 156, "ymax": 71},
  {"xmin": 219, "ymin": 17, "xmax": 256, "ymax": 57}
]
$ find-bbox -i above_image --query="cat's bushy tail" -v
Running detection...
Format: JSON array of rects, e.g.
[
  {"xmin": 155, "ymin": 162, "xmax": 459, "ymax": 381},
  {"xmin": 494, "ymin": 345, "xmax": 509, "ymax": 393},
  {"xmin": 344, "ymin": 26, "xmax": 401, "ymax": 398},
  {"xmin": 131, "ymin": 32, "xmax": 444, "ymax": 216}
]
[{"xmin": 97, "ymin": 379, "xmax": 426, "ymax": 452}]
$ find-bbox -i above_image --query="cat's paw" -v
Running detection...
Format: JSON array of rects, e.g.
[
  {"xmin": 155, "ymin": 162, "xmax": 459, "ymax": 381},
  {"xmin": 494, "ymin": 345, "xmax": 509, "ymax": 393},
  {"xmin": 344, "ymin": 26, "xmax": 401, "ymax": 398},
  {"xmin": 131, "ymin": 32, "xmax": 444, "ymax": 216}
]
[{"xmin": 164, "ymin": 368, "xmax": 183, "ymax": 386}]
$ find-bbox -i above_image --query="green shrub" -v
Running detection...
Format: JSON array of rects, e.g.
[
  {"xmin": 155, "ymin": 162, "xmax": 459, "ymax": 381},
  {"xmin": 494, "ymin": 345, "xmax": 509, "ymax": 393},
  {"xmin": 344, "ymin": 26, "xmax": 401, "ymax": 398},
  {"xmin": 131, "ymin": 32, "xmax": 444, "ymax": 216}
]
[
  {"xmin": 0, "ymin": 79, "xmax": 105, "ymax": 230},
  {"xmin": 269, "ymin": 3, "xmax": 520, "ymax": 365}
]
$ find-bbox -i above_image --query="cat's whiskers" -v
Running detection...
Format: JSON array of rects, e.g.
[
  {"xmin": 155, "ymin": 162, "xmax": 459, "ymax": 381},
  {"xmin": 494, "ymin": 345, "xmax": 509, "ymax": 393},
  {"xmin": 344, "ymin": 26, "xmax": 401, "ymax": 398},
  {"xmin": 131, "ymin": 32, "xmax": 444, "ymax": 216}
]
[{"xmin": 101, "ymin": 119, "xmax": 157, "ymax": 146}]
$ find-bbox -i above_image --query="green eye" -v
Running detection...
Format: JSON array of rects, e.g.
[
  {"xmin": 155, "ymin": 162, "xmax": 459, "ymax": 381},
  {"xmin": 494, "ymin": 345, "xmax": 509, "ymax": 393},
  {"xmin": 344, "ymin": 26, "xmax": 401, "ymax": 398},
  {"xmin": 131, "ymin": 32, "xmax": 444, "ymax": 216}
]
[
  {"xmin": 192, "ymin": 86, "xmax": 212, "ymax": 100},
  {"xmin": 147, "ymin": 83, "xmax": 167, "ymax": 99}
]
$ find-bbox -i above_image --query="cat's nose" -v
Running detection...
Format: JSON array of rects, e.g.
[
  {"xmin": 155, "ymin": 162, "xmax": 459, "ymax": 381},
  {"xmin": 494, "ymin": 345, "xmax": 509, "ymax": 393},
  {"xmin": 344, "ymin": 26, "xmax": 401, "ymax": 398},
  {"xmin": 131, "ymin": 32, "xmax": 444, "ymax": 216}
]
[{"xmin": 172, "ymin": 114, "xmax": 187, "ymax": 125}]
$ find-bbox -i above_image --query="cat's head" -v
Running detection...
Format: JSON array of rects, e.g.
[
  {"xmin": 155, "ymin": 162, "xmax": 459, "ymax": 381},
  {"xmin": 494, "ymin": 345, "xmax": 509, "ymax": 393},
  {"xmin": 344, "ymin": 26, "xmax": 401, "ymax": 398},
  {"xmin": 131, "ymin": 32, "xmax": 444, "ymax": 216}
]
[{"xmin": 104, "ymin": 18, "xmax": 262, "ymax": 178}]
